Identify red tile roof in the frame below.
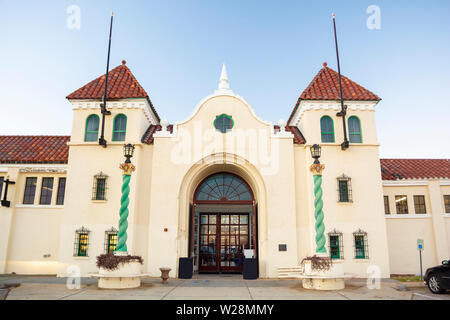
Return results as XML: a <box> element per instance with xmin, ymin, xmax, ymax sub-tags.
<box><xmin>141</xmin><ymin>124</ymin><xmax>174</xmax><ymax>145</ymax></box>
<box><xmin>0</xmin><ymin>136</ymin><xmax>70</xmax><ymax>164</ymax></box>
<box><xmin>380</xmin><ymin>159</ymin><xmax>450</xmax><ymax>180</ymax></box>
<box><xmin>66</xmin><ymin>60</ymin><xmax>160</xmax><ymax>121</ymax></box>
<box><xmin>288</xmin><ymin>62</ymin><xmax>381</xmax><ymax>124</ymax></box>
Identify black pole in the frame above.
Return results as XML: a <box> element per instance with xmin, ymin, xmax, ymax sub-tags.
<box><xmin>99</xmin><ymin>12</ymin><xmax>114</xmax><ymax>148</ymax></box>
<box><xmin>332</xmin><ymin>13</ymin><xmax>349</xmax><ymax>151</ymax></box>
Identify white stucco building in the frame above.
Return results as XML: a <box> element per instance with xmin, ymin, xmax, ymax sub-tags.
<box><xmin>0</xmin><ymin>61</ymin><xmax>449</xmax><ymax>278</ymax></box>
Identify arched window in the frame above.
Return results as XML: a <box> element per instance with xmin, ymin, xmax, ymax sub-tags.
<box><xmin>85</xmin><ymin>114</ymin><xmax>100</xmax><ymax>142</ymax></box>
<box><xmin>348</xmin><ymin>116</ymin><xmax>362</xmax><ymax>143</ymax></box>
<box><xmin>112</xmin><ymin>114</ymin><xmax>127</xmax><ymax>141</ymax></box>
<box><xmin>195</xmin><ymin>173</ymin><xmax>252</xmax><ymax>201</ymax></box>
<box><xmin>320</xmin><ymin>116</ymin><xmax>335</xmax><ymax>143</ymax></box>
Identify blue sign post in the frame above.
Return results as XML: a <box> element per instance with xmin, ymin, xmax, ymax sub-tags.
<box><xmin>417</xmin><ymin>239</ymin><xmax>424</xmax><ymax>280</ymax></box>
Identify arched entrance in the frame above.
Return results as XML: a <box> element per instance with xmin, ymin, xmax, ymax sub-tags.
<box><xmin>190</xmin><ymin>172</ymin><xmax>257</xmax><ymax>273</ymax></box>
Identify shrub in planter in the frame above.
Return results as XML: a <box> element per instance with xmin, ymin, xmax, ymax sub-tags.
<box><xmin>301</xmin><ymin>255</ymin><xmax>332</xmax><ymax>272</ymax></box>
<box><xmin>96</xmin><ymin>254</ymin><xmax>144</xmax><ymax>271</ymax></box>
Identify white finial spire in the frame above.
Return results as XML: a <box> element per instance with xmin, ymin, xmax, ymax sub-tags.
<box><xmin>218</xmin><ymin>63</ymin><xmax>230</xmax><ymax>91</ymax></box>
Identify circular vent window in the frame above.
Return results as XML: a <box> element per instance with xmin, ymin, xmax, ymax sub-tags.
<box><xmin>214</xmin><ymin>114</ymin><xmax>234</xmax><ymax>133</ymax></box>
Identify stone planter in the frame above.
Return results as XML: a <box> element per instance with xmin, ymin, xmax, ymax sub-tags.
<box><xmin>301</xmin><ymin>260</ymin><xmax>346</xmax><ymax>291</ymax></box>
<box><xmin>160</xmin><ymin>267</ymin><xmax>171</xmax><ymax>284</ymax></box>
<box><xmin>95</xmin><ymin>261</ymin><xmax>143</xmax><ymax>289</ymax></box>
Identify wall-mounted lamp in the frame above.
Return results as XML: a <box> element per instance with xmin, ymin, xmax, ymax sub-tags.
<box><xmin>1</xmin><ymin>177</ymin><xmax>15</xmax><ymax>208</ymax></box>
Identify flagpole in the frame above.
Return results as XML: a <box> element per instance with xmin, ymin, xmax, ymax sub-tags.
<box><xmin>99</xmin><ymin>11</ymin><xmax>114</xmax><ymax>148</ymax></box>
<box><xmin>332</xmin><ymin>13</ymin><xmax>349</xmax><ymax>150</ymax></box>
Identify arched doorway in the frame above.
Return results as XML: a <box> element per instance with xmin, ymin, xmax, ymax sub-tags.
<box><xmin>190</xmin><ymin>172</ymin><xmax>257</xmax><ymax>273</ymax></box>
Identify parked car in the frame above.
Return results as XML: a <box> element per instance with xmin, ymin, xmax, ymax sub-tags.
<box><xmin>424</xmin><ymin>260</ymin><xmax>450</xmax><ymax>294</ymax></box>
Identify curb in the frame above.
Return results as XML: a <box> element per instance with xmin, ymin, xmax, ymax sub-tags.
<box><xmin>403</xmin><ymin>282</ymin><xmax>426</xmax><ymax>288</ymax></box>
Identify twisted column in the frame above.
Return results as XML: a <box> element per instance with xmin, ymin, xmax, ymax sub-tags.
<box><xmin>310</xmin><ymin>163</ymin><xmax>327</xmax><ymax>254</ymax></box>
<box><xmin>116</xmin><ymin>163</ymin><xmax>135</xmax><ymax>254</ymax></box>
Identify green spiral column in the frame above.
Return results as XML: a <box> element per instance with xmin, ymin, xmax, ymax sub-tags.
<box><xmin>310</xmin><ymin>164</ymin><xmax>327</xmax><ymax>254</ymax></box>
<box><xmin>116</xmin><ymin>163</ymin><xmax>135</xmax><ymax>254</ymax></box>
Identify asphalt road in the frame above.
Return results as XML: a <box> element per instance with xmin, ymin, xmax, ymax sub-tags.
<box><xmin>411</xmin><ymin>287</ymin><xmax>450</xmax><ymax>300</ymax></box>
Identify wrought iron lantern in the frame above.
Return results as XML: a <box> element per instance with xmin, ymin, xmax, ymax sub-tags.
<box><xmin>310</xmin><ymin>144</ymin><xmax>322</xmax><ymax>164</ymax></box>
<box><xmin>123</xmin><ymin>144</ymin><xmax>135</xmax><ymax>163</ymax></box>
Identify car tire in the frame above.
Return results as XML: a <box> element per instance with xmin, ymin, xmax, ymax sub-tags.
<box><xmin>427</xmin><ymin>274</ymin><xmax>445</xmax><ymax>294</ymax></box>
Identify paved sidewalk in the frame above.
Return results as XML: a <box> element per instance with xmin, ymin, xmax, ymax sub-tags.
<box><xmin>0</xmin><ymin>274</ymin><xmax>437</xmax><ymax>300</ymax></box>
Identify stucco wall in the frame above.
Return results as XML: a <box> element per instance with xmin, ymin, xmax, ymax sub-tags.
<box><xmin>386</xmin><ymin>217</ymin><xmax>437</xmax><ymax>274</ymax></box>
<box><xmin>383</xmin><ymin>183</ymin><xmax>450</xmax><ymax>275</ymax></box>
<box><xmin>0</xmin><ymin>169</ymin><xmax>66</xmax><ymax>274</ymax></box>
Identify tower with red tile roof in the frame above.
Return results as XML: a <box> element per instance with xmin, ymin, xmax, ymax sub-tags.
<box><xmin>287</xmin><ymin>62</ymin><xmax>392</xmax><ymax>277</ymax></box>
<box><xmin>56</xmin><ymin>60</ymin><xmax>161</xmax><ymax>276</ymax></box>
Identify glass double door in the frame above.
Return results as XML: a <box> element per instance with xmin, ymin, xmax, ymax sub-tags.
<box><xmin>199</xmin><ymin>213</ymin><xmax>249</xmax><ymax>273</ymax></box>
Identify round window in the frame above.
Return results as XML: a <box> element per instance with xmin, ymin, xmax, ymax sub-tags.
<box><xmin>214</xmin><ymin>114</ymin><xmax>234</xmax><ymax>133</ymax></box>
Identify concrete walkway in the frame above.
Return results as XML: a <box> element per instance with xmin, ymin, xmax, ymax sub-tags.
<box><xmin>0</xmin><ymin>274</ymin><xmax>437</xmax><ymax>300</ymax></box>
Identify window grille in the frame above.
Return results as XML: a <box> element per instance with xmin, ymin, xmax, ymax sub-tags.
<box><xmin>413</xmin><ymin>195</ymin><xmax>427</xmax><ymax>214</ymax></box>
<box><xmin>56</xmin><ymin>178</ymin><xmax>66</xmax><ymax>205</ymax></box>
<box><xmin>337</xmin><ymin>174</ymin><xmax>352</xmax><ymax>203</ymax></box>
<box><xmin>74</xmin><ymin>226</ymin><xmax>90</xmax><ymax>257</ymax></box>
<box><xmin>104</xmin><ymin>227</ymin><xmax>118</xmax><ymax>254</ymax></box>
<box><xmin>395</xmin><ymin>195</ymin><xmax>408</xmax><ymax>214</ymax></box>
<box><xmin>23</xmin><ymin>177</ymin><xmax>37</xmax><ymax>204</ymax></box>
<box><xmin>328</xmin><ymin>229</ymin><xmax>344</xmax><ymax>260</ymax></box>
<box><xmin>92</xmin><ymin>172</ymin><xmax>108</xmax><ymax>200</ymax></box>
<box><xmin>353</xmin><ymin>229</ymin><xmax>369</xmax><ymax>259</ymax></box>
<box><xmin>213</xmin><ymin>114</ymin><xmax>234</xmax><ymax>133</ymax></box>
<box><xmin>384</xmin><ymin>196</ymin><xmax>390</xmax><ymax>214</ymax></box>
<box><xmin>39</xmin><ymin>177</ymin><xmax>54</xmax><ymax>205</ymax></box>
<box><xmin>195</xmin><ymin>173</ymin><xmax>252</xmax><ymax>201</ymax></box>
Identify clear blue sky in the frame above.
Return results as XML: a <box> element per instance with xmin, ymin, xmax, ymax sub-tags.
<box><xmin>1</xmin><ymin>0</ymin><xmax>449</xmax><ymax>158</ymax></box>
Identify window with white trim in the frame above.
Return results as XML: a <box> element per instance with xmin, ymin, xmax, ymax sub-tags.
<box><xmin>395</xmin><ymin>195</ymin><xmax>408</xmax><ymax>214</ymax></box>
<box><xmin>0</xmin><ymin>176</ymin><xmax>4</xmax><ymax>199</ymax></box>
<box><xmin>384</xmin><ymin>196</ymin><xmax>390</xmax><ymax>214</ymax></box>
<box><xmin>445</xmin><ymin>195</ymin><xmax>450</xmax><ymax>213</ymax></box>
<box><xmin>413</xmin><ymin>195</ymin><xmax>427</xmax><ymax>214</ymax></box>
<box><xmin>23</xmin><ymin>177</ymin><xmax>37</xmax><ymax>204</ymax></box>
